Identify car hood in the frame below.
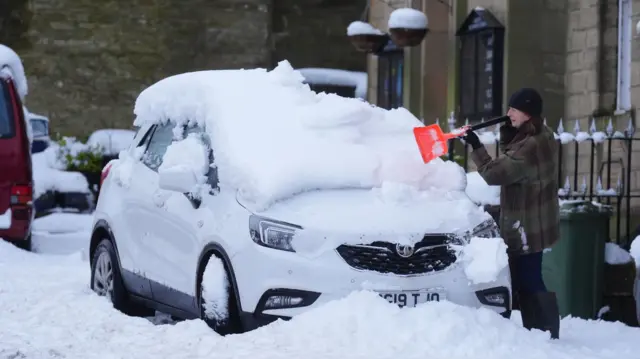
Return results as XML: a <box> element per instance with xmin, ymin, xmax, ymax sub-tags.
<box><xmin>243</xmin><ymin>184</ymin><xmax>491</xmax><ymax>241</ymax></box>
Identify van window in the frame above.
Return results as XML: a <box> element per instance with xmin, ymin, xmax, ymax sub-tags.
<box><xmin>0</xmin><ymin>81</ymin><xmax>15</xmax><ymax>138</ymax></box>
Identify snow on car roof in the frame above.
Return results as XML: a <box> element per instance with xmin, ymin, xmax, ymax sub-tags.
<box><xmin>297</xmin><ymin>67</ymin><xmax>367</xmax><ymax>99</ymax></box>
<box><xmin>0</xmin><ymin>44</ymin><xmax>28</xmax><ymax>100</ymax></box>
<box><xmin>133</xmin><ymin>60</ymin><xmax>471</xmax><ymax>213</ymax></box>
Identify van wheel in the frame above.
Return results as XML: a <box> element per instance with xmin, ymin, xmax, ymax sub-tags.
<box><xmin>199</xmin><ymin>255</ymin><xmax>241</xmax><ymax>335</ymax></box>
<box><xmin>90</xmin><ymin>238</ymin><xmax>153</xmax><ymax>317</ymax></box>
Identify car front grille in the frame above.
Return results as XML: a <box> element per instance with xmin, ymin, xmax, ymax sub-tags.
<box><xmin>335</xmin><ymin>235</ymin><xmax>458</xmax><ymax>275</ymax></box>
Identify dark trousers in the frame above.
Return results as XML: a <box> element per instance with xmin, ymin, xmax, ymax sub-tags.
<box><xmin>510</xmin><ymin>251</ymin><xmax>547</xmax><ymax>294</ymax></box>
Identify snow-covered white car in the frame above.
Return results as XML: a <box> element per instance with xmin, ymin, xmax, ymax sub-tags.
<box><xmin>90</xmin><ymin>61</ymin><xmax>511</xmax><ymax>334</ymax></box>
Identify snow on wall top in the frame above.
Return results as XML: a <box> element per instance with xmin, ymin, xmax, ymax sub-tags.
<box><xmin>133</xmin><ymin>60</ymin><xmax>471</xmax><ymax>212</ymax></box>
<box><xmin>297</xmin><ymin>68</ymin><xmax>368</xmax><ymax>99</ymax></box>
<box><xmin>0</xmin><ymin>44</ymin><xmax>28</xmax><ymax>100</ymax></box>
<box><xmin>388</xmin><ymin>8</ymin><xmax>428</xmax><ymax>30</ymax></box>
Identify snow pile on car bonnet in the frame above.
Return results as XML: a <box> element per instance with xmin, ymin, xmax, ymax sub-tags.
<box><xmin>133</xmin><ymin>60</ymin><xmax>467</xmax><ymax>209</ymax></box>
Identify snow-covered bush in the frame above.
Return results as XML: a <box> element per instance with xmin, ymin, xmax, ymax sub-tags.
<box><xmin>55</xmin><ymin>136</ymin><xmax>105</xmax><ymax>173</ymax></box>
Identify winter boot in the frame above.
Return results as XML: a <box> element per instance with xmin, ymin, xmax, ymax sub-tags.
<box><xmin>517</xmin><ymin>291</ymin><xmax>560</xmax><ymax>339</ymax></box>
<box><xmin>534</xmin><ymin>292</ymin><xmax>560</xmax><ymax>340</ymax></box>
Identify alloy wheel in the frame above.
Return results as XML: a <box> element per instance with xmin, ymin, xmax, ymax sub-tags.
<box><xmin>93</xmin><ymin>251</ymin><xmax>114</xmax><ymax>301</ymax></box>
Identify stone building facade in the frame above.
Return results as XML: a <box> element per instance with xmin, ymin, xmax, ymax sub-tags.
<box><xmin>366</xmin><ymin>0</ymin><xmax>640</xmax><ymax>241</ymax></box>
<box><xmin>2</xmin><ymin>0</ymin><xmax>367</xmax><ymax>138</ymax></box>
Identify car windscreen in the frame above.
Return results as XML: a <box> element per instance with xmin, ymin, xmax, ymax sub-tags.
<box><xmin>0</xmin><ymin>81</ymin><xmax>15</xmax><ymax>139</ymax></box>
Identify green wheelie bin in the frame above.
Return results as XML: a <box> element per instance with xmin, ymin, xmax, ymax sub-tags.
<box><xmin>541</xmin><ymin>200</ymin><xmax>613</xmax><ymax>319</ymax></box>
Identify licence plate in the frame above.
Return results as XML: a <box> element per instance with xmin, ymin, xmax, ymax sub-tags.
<box><xmin>377</xmin><ymin>290</ymin><xmax>445</xmax><ymax>308</ymax></box>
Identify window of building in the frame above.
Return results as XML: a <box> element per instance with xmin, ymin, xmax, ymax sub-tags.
<box><xmin>377</xmin><ymin>49</ymin><xmax>404</xmax><ymax>110</ymax></box>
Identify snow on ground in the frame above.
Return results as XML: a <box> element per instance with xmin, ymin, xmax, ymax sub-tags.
<box><xmin>1</xmin><ymin>238</ymin><xmax>639</xmax><ymax>359</ymax></box>
<box><xmin>1</xmin><ymin>216</ymin><xmax>640</xmax><ymax>358</ymax></box>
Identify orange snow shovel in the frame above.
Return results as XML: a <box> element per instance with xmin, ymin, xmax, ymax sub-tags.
<box><xmin>413</xmin><ymin>115</ymin><xmax>510</xmax><ymax>163</ymax></box>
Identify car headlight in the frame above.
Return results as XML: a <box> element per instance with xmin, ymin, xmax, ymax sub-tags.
<box><xmin>471</xmin><ymin>219</ymin><xmax>501</xmax><ymax>239</ymax></box>
<box><xmin>249</xmin><ymin>215</ymin><xmax>301</xmax><ymax>252</ymax></box>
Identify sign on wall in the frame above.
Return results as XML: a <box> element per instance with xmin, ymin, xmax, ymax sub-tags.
<box><xmin>456</xmin><ymin>8</ymin><xmax>505</xmax><ymax>123</ymax></box>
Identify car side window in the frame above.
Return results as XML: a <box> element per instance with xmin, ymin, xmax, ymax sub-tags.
<box><xmin>184</xmin><ymin>125</ymin><xmax>219</xmax><ymax>192</ymax></box>
<box><xmin>141</xmin><ymin>122</ymin><xmax>175</xmax><ymax>172</ymax></box>
<box><xmin>135</xmin><ymin>125</ymin><xmax>155</xmax><ymax>150</ymax></box>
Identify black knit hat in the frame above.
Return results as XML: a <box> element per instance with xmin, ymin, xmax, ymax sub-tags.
<box><xmin>508</xmin><ymin>88</ymin><xmax>542</xmax><ymax>117</ymax></box>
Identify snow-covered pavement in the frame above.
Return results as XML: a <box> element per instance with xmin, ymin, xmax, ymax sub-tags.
<box><xmin>0</xmin><ymin>213</ymin><xmax>639</xmax><ymax>359</ymax></box>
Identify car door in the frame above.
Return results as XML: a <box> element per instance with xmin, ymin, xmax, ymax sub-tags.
<box><xmin>135</xmin><ymin>123</ymin><xmax>205</xmax><ymax>310</ymax></box>
<box><xmin>120</xmin><ymin>122</ymin><xmax>176</xmax><ymax>295</ymax></box>
<box><xmin>110</xmin><ymin>124</ymin><xmax>156</xmax><ymax>298</ymax></box>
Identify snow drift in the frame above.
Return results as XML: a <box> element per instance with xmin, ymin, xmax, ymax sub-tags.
<box><xmin>0</xmin><ymin>240</ymin><xmax>638</xmax><ymax>359</ymax></box>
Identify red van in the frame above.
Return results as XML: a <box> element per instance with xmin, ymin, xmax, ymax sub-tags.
<box><xmin>0</xmin><ymin>70</ymin><xmax>33</xmax><ymax>251</ymax></box>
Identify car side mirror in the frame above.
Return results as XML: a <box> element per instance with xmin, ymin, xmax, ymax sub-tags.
<box><xmin>158</xmin><ymin>165</ymin><xmax>199</xmax><ymax>193</ymax></box>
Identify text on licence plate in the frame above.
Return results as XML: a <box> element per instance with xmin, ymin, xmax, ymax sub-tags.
<box><xmin>378</xmin><ymin>290</ymin><xmax>445</xmax><ymax>307</ymax></box>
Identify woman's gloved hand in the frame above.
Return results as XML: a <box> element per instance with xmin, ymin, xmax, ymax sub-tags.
<box><xmin>460</xmin><ymin>128</ymin><xmax>482</xmax><ymax>150</ymax></box>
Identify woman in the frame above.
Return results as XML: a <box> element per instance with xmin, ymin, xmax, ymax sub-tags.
<box><xmin>461</xmin><ymin>87</ymin><xmax>561</xmax><ymax>339</ymax></box>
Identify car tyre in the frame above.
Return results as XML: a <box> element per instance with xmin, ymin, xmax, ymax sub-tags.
<box><xmin>199</xmin><ymin>255</ymin><xmax>242</xmax><ymax>335</ymax></box>
<box><xmin>90</xmin><ymin>238</ymin><xmax>153</xmax><ymax>317</ymax></box>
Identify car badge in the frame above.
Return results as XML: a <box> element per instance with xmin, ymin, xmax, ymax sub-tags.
<box><xmin>395</xmin><ymin>244</ymin><xmax>415</xmax><ymax>258</ymax></box>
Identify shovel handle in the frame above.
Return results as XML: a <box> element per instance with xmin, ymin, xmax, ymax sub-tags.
<box><xmin>468</xmin><ymin>115</ymin><xmax>510</xmax><ymax>131</ymax></box>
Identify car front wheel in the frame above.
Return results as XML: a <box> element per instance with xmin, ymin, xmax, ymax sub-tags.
<box><xmin>199</xmin><ymin>255</ymin><xmax>241</xmax><ymax>335</ymax></box>
<box><xmin>90</xmin><ymin>238</ymin><xmax>152</xmax><ymax>317</ymax></box>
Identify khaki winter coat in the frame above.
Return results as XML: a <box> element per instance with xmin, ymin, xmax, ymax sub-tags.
<box><xmin>470</xmin><ymin>117</ymin><xmax>560</xmax><ymax>256</ymax></box>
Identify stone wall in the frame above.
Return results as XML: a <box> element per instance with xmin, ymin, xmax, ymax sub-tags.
<box><xmin>565</xmin><ymin>0</ymin><xmax>618</xmax><ymax>120</ymax></box>
<box><xmin>18</xmin><ymin>0</ymin><xmax>272</xmax><ymax>138</ymax></box>
<box><xmin>0</xmin><ymin>0</ymin><xmax>32</xmax><ymax>51</ymax></box>
<box><xmin>272</xmin><ymin>0</ymin><xmax>367</xmax><ymax>71</ymax></box>
<box><xmin>3</xmin><ymin>0</ymin><xmax>365</xmax><ymax>138</ymax></box>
